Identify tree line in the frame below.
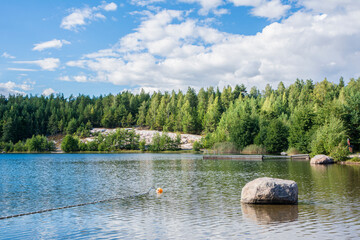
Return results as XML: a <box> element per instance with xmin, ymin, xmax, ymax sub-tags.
<box><xmin>0</xmin><ymin>77</ymin><xmax>359</xmax><ymax>158</ymax></box>
<box><xmin>60</xmin><ymin>129</ymin><xmax>181</xmax><ymax>153</ymax></box>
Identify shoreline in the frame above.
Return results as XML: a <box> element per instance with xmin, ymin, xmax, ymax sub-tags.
<box><xmin>2</xmin><ymin>152</ymin><xmax>359</xmax><ymax>165</ymax></box>
<box><xmin>1</xmin><ymin>150</ymin><xmax>199</xmax><ymax>154</ymax></box>
<box><xmin>338</xmin><ymin>161</ymin><xmax>360</xmax><ymax>165</ymax></box>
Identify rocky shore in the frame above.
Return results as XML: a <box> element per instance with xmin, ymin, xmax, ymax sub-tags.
<box><xmin>87</xmin><ymin>128</ymin><xmax>202</xmax><ymax>150</ymax></box>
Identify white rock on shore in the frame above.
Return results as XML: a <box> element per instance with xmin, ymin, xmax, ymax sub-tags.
<box><xmin>89</xmin><ymin>128</ymin><xmax>202</xmax><ymax>150</ymax></box>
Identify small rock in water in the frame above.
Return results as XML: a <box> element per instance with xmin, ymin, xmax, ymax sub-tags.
<box><xmin>241</xmin><ymin>177</ymin><xmax>298</xmax><ymax>205</ymax></box>
<box><xmin>310</xmin><ymin>155</ymin><xmax>334</xmax><ymax>164</ymax></box>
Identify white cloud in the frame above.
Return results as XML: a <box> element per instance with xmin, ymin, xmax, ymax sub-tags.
<box><xmin>74</xmin><ymin>75</ymin><xmax>88</xmax><ymax>82</ymax></box>
<box><xmin>2</xmin><ymin>52</ymin><xmax>16</xmax><ymax>59</ymax></box>
<box><xmin>59</xmin><ymin>75</ymin><xmax>88</xmax><ymax>82</ymax></box>
<box><xmin>14</xmin><ymin>58</ymin><xmax>60</xmax><ymax>71</ymax></box>
<box><xmin>213</xmin><ymin>8</ymin><xmax>230</xmax><ymax>16</ymax></box>
<box><xmin>0</xmin><ymin>81</ymin><xmax>32</xmax><ymax>96</ymax></box>
<box><xmin>83</xmin><ymin>49</ymin><xmax>120</xmax><ymax>58</ymax></box>
<box><xmin>250</xmin><ymin>0</ymin><xmax>290</xmax><ymax>20</ymax></box>
<box><xmin>60</xmin><ymin>2</ymin><xmax>117</xmax><ymax>31</ymax></box>
<box><xmin>19</xmin><ymin>82</ymin><xmax>33</xmax><ymax>91</ymax></box>
<box><xmin>229</xmin><ymin>0</ymin><xmax>290</xmax><ymax>19</ymax></box>
<box><xmin>66</xmin><ymin>60</ymin><xmax>87</xmax><ymax>68</ymax></box>
<box><xmin>101</xmin><ymin>2</ymin><xmax>118</xmax><ymax>11</ymax></box>
<box><xmin>7</xmin><ymin>68</ymin><xmax>37</xmax><ymax>72</ymax></box>
<box><xmin>130</xmin><ymin>0</ymin><xmax>165</xmax><ymax>6</ymax></box>
<box><xmin>59</xmin><ymin>76</ymin><xmax>71</xmax><ymax>81</ymax></box>
<box><xmin>61</xmin><ymin>8</ymin><xmax>97</xmax><ymax>30</ymax></box>
<box><xmin>179</xmin><ymin>0</ymin><xmax>223</xmax><ymax>15</ymax></box>
<box><xmin>42</xmin><ymin>88</ymin><xmax>57</xmax><ymax>96</ymax></box>
<box><xmin>32</xmin><ymin>39</ymin><xmax>71</xmax><ymax>51</ymax></box>
<box><xmin>177</xmin><ymin>0</ymin><xmax>290</xmax><ymax>19</ymax></box>
<box><xmin>229</xmin><ymin>0</ymin><xmax>262</xmax><ymax>7</ymax></box>
<box><xmin>299</xmin><ymin>0</ymin><xmax>360</xmax><ymax>14</ymax></box>
<box><xmin>64</xmin><ymin>3</ymin><xmax>360</xmax><ymax>91</ymax></box>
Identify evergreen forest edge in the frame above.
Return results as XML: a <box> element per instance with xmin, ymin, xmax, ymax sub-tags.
<box><xmin>1</xmin><ymin>77</ymin><xmax>359</xmax><ymax>160</ymax></box>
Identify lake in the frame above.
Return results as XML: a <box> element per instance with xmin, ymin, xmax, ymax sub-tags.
<box><xmin>1</xmin><ymin>154</ymin><xmax>360</xmax><ymax>239</ymax></box>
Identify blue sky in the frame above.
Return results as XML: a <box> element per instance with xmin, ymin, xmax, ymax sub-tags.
<box><xmin>1</xmin><ymin>0</ymin><xmax>360</xmax><ymax>96</ymax></box>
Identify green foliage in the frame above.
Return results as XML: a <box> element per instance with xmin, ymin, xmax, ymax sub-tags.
<box><xmin>330</xmin><ymin>144</ymin><xmax>349</xmax><ymax>161</ymax></box>
<box><xmin>25</xmin><ymin>135</ymin><xmax>55</xmax><ymax>152</ymax></box>
<box><xmin>263</xmin><ymin>119</ymin><xmax>289</xmax><ymax>153</ymax></box>
<box><xmin>79</xmin><ymin>141</ymin><xmax>88</xmax><ymax>151</ymax></box>
<box><xmin>286</xmin><ymin>147</ymin><xmax>301</xmax><ymax>156</ymax></box>
<box><xmin>66</xmin><ymin>118</ymin><xmax>78</xmax><ymax>134</ymax></box>
<box><xmin>311</xmin><ymin>117</ymin><xmax>347</xmax><ymax>156</ymax></box>
<box><xmin>193</xmin><ymin>141</ymin><xmax>202</xmax><ymax>151</ymax></box>
<box><xmin>86</xmin><ymin>140</ymin><xmax>98</xmax><ymax>151</ymax></box>
<box><xmin>61</xmin><ymin>135</ymin><xmax>80</xmax><ymax>153</ymax></box>
<box><xmin>288</xmin><ymin>105</ymin><xmax>315</xmax><ymax>153</ymax></box>
<box><xmin>139</xmin><ymin>139</ymin><xmax>146</xmax><ymax>151</ymax></box>
<box><xmin>181</xmin><ymin>100</ymin><xmax>197</xmax><ymax>133</ymax></box>
<box><xmin>204</xmin><ymin>96</ymin><xmax>221</xmax><ymax>133</ymax></box>
<box><xmin>0</xmin><ymin>135</ymin><xmax>55</xmax><ymax>153</ymax></box>
<box><xmin>349</xmin><ymin>157</ymin><xmax>360</xmax><ymax>162</ymax></box>
<box><xmin>14</xmin><ymin>141</ymin><xmax>25</xmax><ymax>152</ymax></box>
<box><xmin>75</xmin><ymin>122</ymin><xmax>92</xmax><ymax>138</ymax></box>
<box><xmin>148</xmin><ymin>133</ymin><xmax>181</xmax><ymax>151</ymax></box>
<box><xmin>74</xmin><ymin>129</ymin><xmax>141</xmax><ymax>152</ymax></box>
<box><xmin>254</xmin><ymin>118</ymin><xmax>269</xmax><ymax>146</ymax></box>
<box><xmin>0</xmin><ymin>77</ymin><xmax>359</xmax><ymax>159</ymax></box>
<box><xmin>137</xmin><ymin>101</ymin><xmax>147</xmax><ymax>126</ymax></box>
<box><xmin>241</xmin><ymin>144</ymin><xmax>267</xmax><ymax>154</ymax></box>
<box><xmin>0</xmin><ymin>141</ymin><xmax>14</xmax><ymax>153</ymax></box>
<box><xmin>212</xmin><ymin>100</ymin><xmax>259</xmax><ymax>150</ymax></box>
<box><xmin>211</xmin><ymin>142</ymin><xmax>238</xmax><ymax>154</ymax></box>
<box><xmin>95</xmin><ymin>129</ymin><xmax>140</xmax><ymax>151</ymax></box>
<box><xmin>148</xmin><ymin>133</ymin><xmax>161</xmax><ymax>151</ymax></box>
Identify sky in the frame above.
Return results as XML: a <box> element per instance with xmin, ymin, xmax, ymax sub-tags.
<box><xmin>1</xmin><ymin>0</ymin><xmax>360</xmax><ymax>96</ymax></box>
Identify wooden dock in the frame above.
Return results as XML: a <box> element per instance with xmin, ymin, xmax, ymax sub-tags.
<box><xmin>290</xmin><ymin>154</ymin><xmax>310</xmax><ymax>161</ymax></box>
<box><xmin>203</xmin><ymin>154</ymin><xmax>309</xmax><ymax>161</ymax></box>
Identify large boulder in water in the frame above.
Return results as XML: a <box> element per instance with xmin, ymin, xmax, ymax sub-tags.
<box><xmin>310</xmin><ymin>155</ymin><xmax>334</xmax><ymax>164</ymax></box>
<box><xmin>241</xmin><ymin>177</ymin><xmax>298</xmax><ymax>204</ymax></box>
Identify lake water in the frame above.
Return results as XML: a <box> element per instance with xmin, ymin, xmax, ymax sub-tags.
<box><xmin>1</xmin><ymin>154</ymin><xmax>360</xmax><ymax>239</ymax></box>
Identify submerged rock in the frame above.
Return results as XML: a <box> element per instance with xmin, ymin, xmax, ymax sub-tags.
<box><xmin>241</xmin><ymin>177</ymin><xmax>298</xmax><ymax>204</ymax></box>
<box><xmin>310</xmin><ymin>155</ymin><xmax>334</xmax><ymax>164</ymax></box>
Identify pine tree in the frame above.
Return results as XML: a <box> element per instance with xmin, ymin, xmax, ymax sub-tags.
<box><xmin>181</xmin><ymin>100</ymin><xmax>196</xmax><ymax>133</ymax></box>
<box><xmin>137</xmin><ymin>101</ymin><xmax>147</xmax><ymax>127</ymax></box>
<box><xmin>146</xmin><ymin>92</ymin><xmax>160</xmax><ymax>129</ymax></box>
<box><xmin>197</xmin><ymin>88</ymin><xmax>208</xmax><ymax>131</ymax></box>
<box><xmin>204</xmin><ymin>96</ymin><xmax>221</xmax><ymax>133</ymax></box>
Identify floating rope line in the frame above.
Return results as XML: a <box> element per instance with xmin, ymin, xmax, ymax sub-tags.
<box><xmin>0</xmin><ymin>186</ymin><xmax>156</xmax><ymax>220</ymax></box>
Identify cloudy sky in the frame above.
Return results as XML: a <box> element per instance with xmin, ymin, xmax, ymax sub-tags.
<box><xmin>1</xmin><ymin>0</ymin><xmax>360</xmax><ymax>96</ymax></box>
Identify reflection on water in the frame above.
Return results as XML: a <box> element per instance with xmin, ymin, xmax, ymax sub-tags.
<box><xmin>310</xmin><ymin>164</ymin><xmax>329</xmax><ymax>172</ymax></box>
<box><xmin>0</xmin><ymin>154</ymin><xmax>360</xmax><ymax>239</ymax></box>
<box><xmin>242</xmin><ymin>204</ymin><xmax>298</xmax><ymax>224</ymax></box>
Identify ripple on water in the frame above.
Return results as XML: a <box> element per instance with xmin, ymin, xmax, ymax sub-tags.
<box><xmin>1</xmin><ymin>154</ymin><xmax>360</xmax><ymax>239</ymax></box>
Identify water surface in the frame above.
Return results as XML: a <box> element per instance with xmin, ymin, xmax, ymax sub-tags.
<box><xmin>1</xmin><ymin>154</ymin><xmax>360</xmax><ymax>239</ymax></box>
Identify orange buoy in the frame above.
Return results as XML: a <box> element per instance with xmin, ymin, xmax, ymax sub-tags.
<box><xmin>156</xmin><ymin>188</ymin><xmax>163</xmax><ymax>194</ymax></box>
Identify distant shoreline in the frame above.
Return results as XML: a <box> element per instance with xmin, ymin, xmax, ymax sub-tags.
<box><xmin>1</xmin><ymin>150</ymin><xmax>198</xmax><ymax>154</ymax></box>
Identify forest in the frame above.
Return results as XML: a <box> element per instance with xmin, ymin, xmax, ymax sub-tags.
<box><xmin>0</xmin><ymin>77</ymin><xmax>359</xmax><ymax>158</ymax></box>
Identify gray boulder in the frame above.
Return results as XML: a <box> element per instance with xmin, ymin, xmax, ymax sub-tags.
<box><xmin>241</xmin><ymin>177</ymin><xmax>298</xmax><ymax>204</ymax></box>
<box><xmin>310</xmin><ymin>155</ymin><xmax>334</xmax><ymax>164</ymax></box>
